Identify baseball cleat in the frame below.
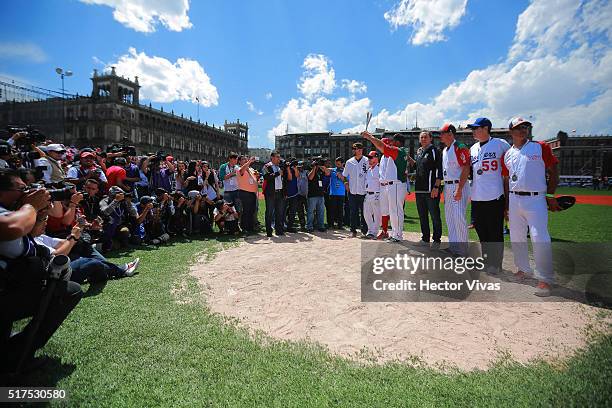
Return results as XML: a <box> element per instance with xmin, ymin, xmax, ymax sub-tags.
<box><xmin>535</xmin><ymin>282</ymin><xmax>551</xmax><ymax>297</ymax></box>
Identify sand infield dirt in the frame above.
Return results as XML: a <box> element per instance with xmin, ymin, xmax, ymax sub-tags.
<box><xmin>191</xmin><ymin>230</ymin><xmax>607</xmax><ymax>370</ymax></box>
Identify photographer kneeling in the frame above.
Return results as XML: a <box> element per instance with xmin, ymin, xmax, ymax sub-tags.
<box><xmin>31</xmin><ymin>215</ymin><xmax>139</xmax><ymax>284</ymax></box>
<box><xmin>0</xmin><ymin>169</ymin><xmax>82</xmax><ymax>374</ymax></box>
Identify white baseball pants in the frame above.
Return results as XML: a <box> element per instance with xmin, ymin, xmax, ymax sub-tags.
<box><xmin>381</xmin><ymin>181</ymin><xmax>406</xmax><ymax>240</ymax></box>
<box><xmin>363</xmin><ymin>192</ymin><xmax>381</xmax><ymax>235</ymax></box>
<box><xmin>508</xmin><ymin>194</ymin><xmax>553</xmax><ymax>284</ymax></box>
<box><xmin>443</xmin><ymin>182</ymin><xmax>470</xmax><ymax>255</ymax></box>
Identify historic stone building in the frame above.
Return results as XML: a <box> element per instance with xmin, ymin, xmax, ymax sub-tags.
<box><xmin>276</xmin><ymin>127</ymin><xmax>511</xmax><ymax>163</ymax></box>
<box><xmin>545</xmin><ymin>132</ymin><xmax>612</xmax><ymax>177</ymax></box>
<box><xmin>0</xmin><ymin>68</ymin><xmax>248</xmax><ymax>167</ymax></box>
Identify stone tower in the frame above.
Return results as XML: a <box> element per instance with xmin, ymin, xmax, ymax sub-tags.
<box><xmin>91</xmin><ymin>66</ymin><xmax>140</xmax><ymax>105</ymax></box>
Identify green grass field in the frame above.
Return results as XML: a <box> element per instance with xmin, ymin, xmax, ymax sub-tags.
<box><xmin>12</xmin><ymin>198</ymin><xmax>612</xmax><ymax>407</ymax></box>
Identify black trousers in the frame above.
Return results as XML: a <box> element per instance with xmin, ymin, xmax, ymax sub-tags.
<box><xmin>348</xmin><ymin>193</ymin><xmax>367</xmax><ymax>233</ymax></box>
<box><xmin>328</xmin><ymin>195</ymin><xmax>345</xmax><ymax>227</ymax></box>
<box><xmin>239</xmin><ymin>190</ymin><xmax>257</xmax><ymax>232</ymax></box>
<box><xmin>0</xmin><ymin>280</ymin><xmax>83</xmax><ymax>372</ymax></box>
<box><xmin>265</xmin><ymin>191</ymin><xmax>286</xmax><ymax>235</ymax></box>
<box><xmin>285</xmin><ymin>195</ymin><xmax>300</xmax><ymax>230</ymax></box>
<box><xmin>295</xmin><ymin>195</ymin><xmax>307</xmax><ymax>228</ymax></box>
<box><xmin>415</xmin><ymin>193</ymin><xmax>442</xmax><ymax>242</ymax></box>
<box><xmin>472</xmin><ymin>196</ymin><xmax>505</xmax><ymax>269</ymax></box>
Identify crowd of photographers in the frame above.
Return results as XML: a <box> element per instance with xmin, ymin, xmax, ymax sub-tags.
<box><xmin>0</xmin><ymin>128</ymin><xmax>257</xmax><ymax>377</ymax></box>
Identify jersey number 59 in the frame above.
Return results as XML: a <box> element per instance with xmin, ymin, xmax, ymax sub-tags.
<box><xmin>481</xmin><ymin>160</ymin><xmax>498</xmax><ymax>172</ymax></box>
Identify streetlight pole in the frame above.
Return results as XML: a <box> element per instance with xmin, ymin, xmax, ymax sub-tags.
<box><xmin>55</xmin><ymin>67</ymin><xmax>73</xmax><ymax>144</ymax></box>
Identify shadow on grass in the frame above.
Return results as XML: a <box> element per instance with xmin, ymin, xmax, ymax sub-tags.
<box><xmin>3</xmin><ymin>357</ymin><xmax>76</xmax><ymax>387</ymax></box>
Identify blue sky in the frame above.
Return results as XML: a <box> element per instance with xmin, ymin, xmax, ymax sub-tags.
<box><xmin>1</xmin><ymin>0</ymin><xmax>610</xmax><ymax>148</ymax></box>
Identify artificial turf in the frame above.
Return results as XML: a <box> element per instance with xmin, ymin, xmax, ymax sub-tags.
<box><xmin>9</xmin><ymin>199</ymin><xmax>612</xmax><ymax>407</ymax></box>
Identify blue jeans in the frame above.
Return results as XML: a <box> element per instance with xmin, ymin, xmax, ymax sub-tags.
<box><xmin>223</xmin><ymin>189</ymin><xmax>241</xmax><ymax>213</ymax></box>
<box><xmin>70</xmin><ymin>256</ymin><xmax>125</xmax><ymax>284</ymax></box>
<box><xmin>307</xmin><ymin>196</ymin><xmax>325</xmax><ymax>230</ymax></box>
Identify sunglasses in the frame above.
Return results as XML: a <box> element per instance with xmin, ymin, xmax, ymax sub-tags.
<box><xmin>516</xmin><ymin>124</ymin><xmax>532</xmax><ymax>130</ymax></box>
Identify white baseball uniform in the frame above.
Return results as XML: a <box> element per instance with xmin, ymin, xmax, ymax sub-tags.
<box><xmin>364</xmin><ymin>164</ymin><xmax>381</xmax><ymax>236</ymax></box>
<box><xmin>442</xmin><ymin>140</ymin><xmax>471</xmax><ymax>255</ymax></box>
<box><xmin>502</xmin><ymin>140</ymin><xmax>558</xmax><ymax>284</ymax></box>
<box><xmin>379</xmin><ymin>144</ymin><xmax>409</xmax><ymax>240</ymax></box>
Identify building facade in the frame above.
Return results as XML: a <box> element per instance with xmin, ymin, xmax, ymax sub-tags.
<box><xmin>276</xmin><ymin>127</ymin><xmax>511</xmax><ymax>162</ymax></box>
<box><xmin>0</xmin><ymin>68</ymin><xmax>248</xmax><ymax>168</ymax></box>
<box><xmin>545</xmin><ymin>132</ymin><xmax>612</xmax><ymax>177</ymax></box>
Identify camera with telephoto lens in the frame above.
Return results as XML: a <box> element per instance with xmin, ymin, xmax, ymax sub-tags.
<box><xmin>312</xmin><ymin>156</ymin><xmax>325</xmax><ymax>166</ymax></box>
<box><xmin>27</xmin><ymin>182</ymin><xmax>75</xmax><ymax>202</ymax></box>
<box><xmin>5</xmin><ymin>125</ymin><xmax>46</xmax><ymax>147</ymax></box>
<box><xmin>47</xmin><ymin>255</ymin><xmax>72</xmax><ymax>281</ymax></box>
<box><xmin>106</xmin><ymin>136</ymin><xmax>137</xmax><ymax>157</ymax></box>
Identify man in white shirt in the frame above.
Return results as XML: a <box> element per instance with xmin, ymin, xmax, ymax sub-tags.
<box><xmin>363</xmin><ymin>151</ymin><xmax>381</xmax><ymax>239</ymax></box>
<box><xmin>342</xmin><ymin>142</ymin><xmax>368</xmax><ymax>238</ymax></box>
<box><xmin>468</xmin><ymin>117</ymin><xmax>510</xmax><ymax>274</ymax></box>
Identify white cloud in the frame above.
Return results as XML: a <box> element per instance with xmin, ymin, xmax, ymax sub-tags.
<box><xmin>271</xmin><ymin>0</ymin><xmax>612</xmax><ymax>142</ymax></box>
<box><xmin>298</xmin><ymin>54</ymin><xmax>336</xmax><ymax>99</ymax></box>
<box><xmin>341</xmin><ymin>79</ymin><xmax>367</xmax><ymax>94</ymax></box>
<box><xmin>265</xmin><ymin>92</ymin><xmax>272</xmax><ymax>100</ymax></box>
<box><xmin>269</xmin><ymin>55</ymin><xmax>371</xmax><ymax>139</ymax></box>
<box><xmin>384</xmin><ymin>0</ymin><xmax>468</xmax><ymax>45</ymax></box>
<box><xmin>108</xmin><ymin>47</ymin><xmax>218</xmax><ymax>107</ymax></box>
<box><xmin>246</xmin><ymin>101</ymin><xmax>263</xmax><ymax>116</ymax></box>
<box><xmin>0</xmin><ymin>42</ymin><xmax>46</xmax><ymax>63</ymax></box>
<box><xmin>80</xmin><ymin>0</ymin><xmax>192</xmax><ymax>33</ymax></box>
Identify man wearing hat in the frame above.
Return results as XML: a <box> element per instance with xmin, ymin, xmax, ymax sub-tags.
<box><xmin>37</xmin><ymin>143</ymin><xmax>67</xmax><ymax>183</ymax></box>
<box><xmin>342</xmin><ymin>142</ymin><xmax>368</xmax><ymax>237</ymax></box>
<box><xmin>362</xmin><ymin>132</ymin><xmax>410</xmax><ymax>242</ymax></box>
<box><xmin>440</xmin><ymin>123</ymin><xmax>471</xmax><ymax>256</ymax></box>
<box><xmin>66</xmin><ymin>150</ymin><xmax>107</xmax><ymax>190</ymax></box>
<box><xmin>363</xmin><ymin>151</ymin><xmax>381</xmax><ymax>238</ymax></box>
<box><xmin>502</xmin><ymin>117</ymin><xmax>561</xmax><ymax>296</ymax></box>
<box><xmin>467</xmin><ymin>117</ymin><xmax>510</xmax><ymax>274</ymax></box>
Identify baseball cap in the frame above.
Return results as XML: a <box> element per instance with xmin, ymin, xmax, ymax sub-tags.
<box><xmin>352</xmin><ymin>142</ymin><xmax>363</xmax><ymax>149</ymax></box>
<box><xmin>108</xmin><ymin>186</ymin><xmax>125</xmax><ymax>197</ymax></box>
<box><xmin>466</xmin><ymin>118</ymin><xmax>492</xmax><ymax>129</ymax></box>
<box><xmin>381</xmin><ymin>137</ymin><xmax>391</xmax><ymax>145</ymax></box>
<box><xmin>80</xmin><ymin>151</ymin><xmax>95</xmax><ymax>159</ymax></box>
<box><xmin>187</xmin><ymin>190</ymin><xmax>200</xmax><ymax>200</ymax></box>
<box><xmin>508</xmin><ymin>117</ymin><xmax>532</xmax><ymax>129</ymax></box>
<box><xmin>114</xmin><ymin>157</ymin><xmax>127</xmax><ymax>166</ymax></box>
<box><xmin>46</xmin><ymin>143</ymin><xmax>66</xmax><ymax>152</ymax></box>
<box><xmin>166</xmin><ymin>155</ymin><xmax>174</xmax><ymax>162</ymax></box>
<box><xmin>440</xmin><ymin>123</ymin><xmax>456</xmax><ymax>133</ymax></box>
<box><xmin>139</xmin><ymin>196</ymin><xmax>154</xmax><ymax>206</ymax></box>
<box><xmin>367</xmin><ymin>150</ymin><xmax>378</xmax><ymax>158</ymax></box>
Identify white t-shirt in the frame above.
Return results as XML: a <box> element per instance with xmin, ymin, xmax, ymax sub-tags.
<box><xmin>222</xmin><ymin>164</ymin><xmax>240</xmax><ymax>192</ymax></box>
<box><xmin>33</xmin><ymin>234</ymin><xmax>61</xmax><ymax>255</ymax></box>
<box><xmin>342</xmin><ymin>156</ymin><xmax>368</xmax><ymax>195</ymax></box>
<box><xmin>470</xmin><ymin>137</ymin><xmax>510</xmax><ymax>201</ymax></box>
<box><xmin>365</xmin><ymin>165</ymin><xmax>381</xmax><ymax>193</ymax></box>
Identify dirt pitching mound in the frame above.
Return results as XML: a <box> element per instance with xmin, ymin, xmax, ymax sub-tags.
<box><xmin>191</xmin><ymin>230</ymin><xmax>603</xmax><ymax>370</ymax></box>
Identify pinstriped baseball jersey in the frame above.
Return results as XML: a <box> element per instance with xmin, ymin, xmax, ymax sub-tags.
<box><xmin>502</xmin><ymin>140</ymin><xmax>558</xmax><ymax>192</ymax></box>
<box><xmin>442</xmin><ymin>141</ymin><xmax>470</xmax><ymax>181</ymax></box>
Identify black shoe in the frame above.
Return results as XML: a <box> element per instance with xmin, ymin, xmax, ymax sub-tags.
<box><xmin>266</xmin><ymin>232</ymin><xmax>273</xmax><ymax>237</ymax></box>
<box><xmin>286</xmin><ymin>228</ymin><xmax>297</xmax><ymax>233</ymax></box>
<box><xmin>318</xmin><ymin>228</ymin><xmax>327</xmax><ymax>232</ymax></box>
<box><xmin>276</xmin><ymin>232</ymin><xmax>285</xmax><ymax>236</ymax></box>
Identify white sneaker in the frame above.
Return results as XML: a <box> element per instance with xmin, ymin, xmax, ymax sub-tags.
<box><xmin>124</xmin><ymin>258</ymin><xmax>140</xmax><ymax>277</ymax></box>
<box><xmin>534</xmin><ymin>282</ymin><xmax>552</xmax><ymax>297</ymax></box>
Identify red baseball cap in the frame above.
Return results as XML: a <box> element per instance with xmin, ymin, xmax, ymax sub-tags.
<box><xmin>367</xmin><ymin>151</ymin><xmax>378</xmax><ymax>158</ymax></box>
<box><xmin>166</xmin><ymin>155</ymin><xmax>174</xmax><ymax>162</ymax></box>
<box><xmin>440</xmin><ymin>123</ymin><xmax>456</xmax><ymax>133</ymax></box>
